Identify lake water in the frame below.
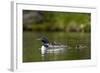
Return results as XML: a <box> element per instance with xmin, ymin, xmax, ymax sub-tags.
<box><xmin>23</xmin><ymin>31</ymin><xmax>91</xmax><ymax>62</ymax></box>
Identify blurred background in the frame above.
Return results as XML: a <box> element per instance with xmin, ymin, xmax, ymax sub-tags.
<box><xmin>23</xmin><ymin>10</ymin><xmax>91</xmax><ymax>32</ymax></box>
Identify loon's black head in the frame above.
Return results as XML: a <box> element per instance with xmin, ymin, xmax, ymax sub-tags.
<box><xmin>37</xmin><ymin>36</ymin><xmax>49</xmax><ymax>44</ymax></box>
<box><xmin>38</xmin><ymin>37</ymin><xmax>49</xmax><ymax>48</ymax></box>
<box><xmin>41</xmin><ymin>37</ymin><xmax>49</xmax><ymax>44</ymax></box>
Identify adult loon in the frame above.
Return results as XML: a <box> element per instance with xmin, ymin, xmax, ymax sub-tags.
<box><xmin>38</xmin><ymin>36</ymin><xmax>67</xmax><ymax>55</ymax></box>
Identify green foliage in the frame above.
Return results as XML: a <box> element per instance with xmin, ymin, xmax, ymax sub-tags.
<box><xmin>23</xmin><ymin>10</ymin><xmax>91</xmax><ymax>32</ymax></box>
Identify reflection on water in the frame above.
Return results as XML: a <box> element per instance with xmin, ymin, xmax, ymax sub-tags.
<box><xmin>23</xmin><ymin>31</ymin><xmax>91</xmax><ymax>62</ymax></box>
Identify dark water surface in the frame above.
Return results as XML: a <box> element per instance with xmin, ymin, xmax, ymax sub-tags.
<box><xmin>23</xmin><ymin>31</ymin><xmax>91</xmax><ymax>62</ymax></box>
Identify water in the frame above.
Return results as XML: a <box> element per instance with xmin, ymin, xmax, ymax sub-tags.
<box><xmin>23</xmin><ymin>31</ymin><xmax>91</xmax><ymax>62</ymax></box>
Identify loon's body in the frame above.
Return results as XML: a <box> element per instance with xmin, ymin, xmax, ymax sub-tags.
<box><xmin>41</xmin><ymin>44</ymin><xmax>66</xmax><ymax>55</ymax></box>
<box><xmin>39</xmin><ymin>37</ymin><xmax>67</xmax><ymax>55</ymax></box>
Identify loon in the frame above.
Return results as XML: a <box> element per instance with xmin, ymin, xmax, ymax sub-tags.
<box><xmin>38</xmin><ymin>36</ymin><xmax>67</xmax><ymax>55</ymax></box>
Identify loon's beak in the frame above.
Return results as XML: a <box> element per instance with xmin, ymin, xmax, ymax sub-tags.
<box><xmin>36</xmin><ymin>38</ymin><xmax>41</xmax><ymax>40</ymax></box>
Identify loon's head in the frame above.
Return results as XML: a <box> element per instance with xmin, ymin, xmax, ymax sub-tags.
<box><xmin>37</xmin><ymin>36</ymin><xmax>49</xmax><ymax>45</ymax></box>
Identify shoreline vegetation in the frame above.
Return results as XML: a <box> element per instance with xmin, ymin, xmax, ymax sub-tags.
<box><xmin>23</xmin><ymin>10</ymin><xmax>91</xmax><ymax>32</ymax></box>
